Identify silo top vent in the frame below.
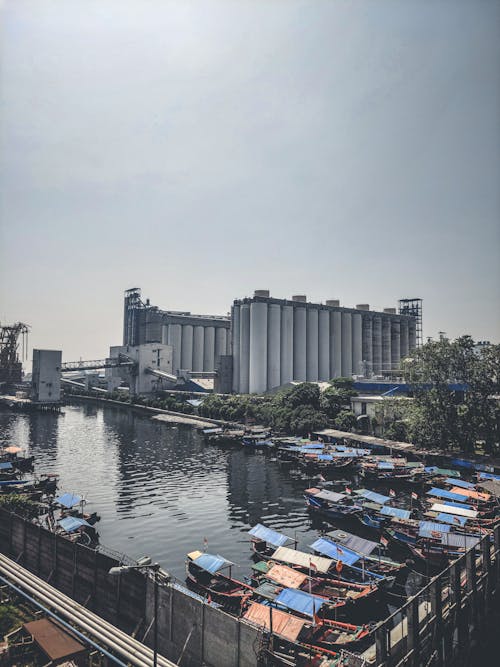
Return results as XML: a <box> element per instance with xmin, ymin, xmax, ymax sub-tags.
<box><xmin>326</xmin><ymin>299</ymin><xmax>340</xmax><ymax>307</ymax></box>
<box><xmin>292</xmin><ymin>295</ymin><xmax>307</xmax><ymax>302</ymax></box>
<box><xmin>356</xmin><ymin>304</ymin><xmax>370</xmax><ymax>311</ymax></box>
<box><xmin>254</xmin><ymin>290</ymin><xmax>270</xmax><ymax>298</ymax></box>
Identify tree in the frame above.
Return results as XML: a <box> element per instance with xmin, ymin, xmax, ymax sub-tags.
<box><xmin>333</xmin><ymin>410</ymin><xmax>357</xmax><ymax>431</ymax></box>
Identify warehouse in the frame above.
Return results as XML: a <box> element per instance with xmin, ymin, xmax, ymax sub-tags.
<box><xmin>231</xmin><ymin>291</ymin><xmax>418</xmax><ymax>394</ymax></box>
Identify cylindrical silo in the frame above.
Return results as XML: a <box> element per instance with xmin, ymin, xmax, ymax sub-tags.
<box><xmin>293</xmin><ymin>306</ymin><xmax>307</xmax><ymax>381</ymax></box>
<box><xmin>232</xmin><ymin>306</ymin><xmax>240</xmax><ymax>392</ymax></box>
<box><xmin>382</xmin><ymin>317</ymin><xmax>391</xmax><ymax>373</ymax></box>
<box><xmin>239</xmin><ymin>304</ymin><xmax>250</xmax><ymax>393</ymax></box>
<box><xmin>372</xmin><ymin>316</ymin><xmax>382</xmax><ymax>374</ymax></box>
<box><xmin>181</xmin><ymin>324</ymin><xmax>193</xmax><ymax>370</ymax></box>
<box><xmin>391</xmin><ymin>319</ymin><xmax>401</xmax><ymax>371</ymax></box>
<box><xmin>362</xmin><ymin>315</ymin><xmax>373</xmax><ymax>375</ymax></box>
<box><xmin>330</xmin><ymin>311</ymin><xmax>342</xmax><ymax>378</ymax></box>
<box><xmin>192</xmin><ymin>325</ymin><xmax>204</xmax><ymax>371</ymax></box>
<box><xmin>267</xmin><ymin>304</ymin><xmax>281</xmax><ymax>390</ymax></box>
<box><xmin>215</xmin><ymin>326</ymin><xmax>227</xmax><ymax>361</ymax></box>
<box><xmin>306</xmin><ymin>308</ymin><xmax>319</xmax><ymax>381</ymax></box>
<box><xmin>249</xmin><ymin>301</ymin><xmax>268</xmax><ymax>393</ymax></box>
<box><xmin>203</xmin><ymin>326</ymin><xmax>215</xmax><ymax>371</ymax></box>
<box><xmin>318</xmin><ymin>309</ymin><xmax>330</xmax><ymax>381</ymax></box>
<box><xmin>280</xmin><ymin>305</ymin><xmax>294</xmax><ymax>385</ymax></box>
<box><xmin>168</xmin><ymin>323</ymin><xmax>182</xmax><ymax>374</ymax></box>
<box><xmin>400</xmin><ymin>318</ymin><xmax>409</xmax><ymax>360</ymax></box>
<box><xmin>341</xmin><ymin>312</ymin><xmax>352</xmax><ymax>377</ymax></box>
<box><xmin>408</xmin><ymin>319</ymin><xmax>417</xmax><ymax>352</ymax></box>
<box><xmin>161</xmin><ymin>324</ymin><xmax>169</xmax><ymax>346</ymax></box>
<box><xmin>352</xmin><ymin>313</ymin><xmax>362</xmax><ymax>376</ymax></box>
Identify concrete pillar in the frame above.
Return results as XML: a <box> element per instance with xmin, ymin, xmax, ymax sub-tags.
<box><xmin>215</xmin><ymin>327</ymin><xmax>227</xmax><ymax>361</ymax></box>
<box><xmin>408</xmin><ymin>318</ymin><xmax>417</xmax><ymax>352</ymax></box>
<box><xmin>203</xmin><ymin>326</ymin><xmax>215</xmax><ymax>371</ymax></box>
<box><xmin>391</xmin><ymin>319</ymin><xmax>401</xmax><ymax>371</ymax></box>
<box><xmin>267</xmin><ymin>304</ymin><xmax>281</xmax><ymax>390</ymax></box>
<box><xmin>341</xmin><ymin>312</ymin><xmax>352</xmax><ymax>377</ymax></box>
<box><xmin>352</xmin><ymin>312</ymin><xmax>362</xmax><ymax>376</ymax></box>
<box><xmin>161</xmin><ymin>325</ymin><xmax>169</xmax><ymax>346</ymax></box>
<box><xmin>306</xmin><ymin>308</ymin><xmax>319</xmax><ymax>381</ymax></box>
<box><xmin>192</xmin><ymin>326</ymin><xmax>204</xmax><ymax>372</ymax></box>
<box><xmin>372</xmin><ymin>316</ymin><xmax>382</xmax><ymax>374</ymax></box>
<box><xmin>293</xmin><ymin>307</ymin><xmax>307</xmax><ymax>381</ymax></box>
<box><xmin>168</xmin><ymin>323</ymin><xmax>182</xmax><ymax>374</ymax></box>
<box><xmin>239</xmin><ymin>304</ymin><xmax>251</xmax><ymax>393</ymax></box>
<box><xmin>382</xmin><ymin>317</ymin><xmax>391</xmax><ymax>373</ymax></box>
<box><xmin>330</xmin><ymin>311</ymin><xmax>342</xmax><ymax>378</ymax></box>
<box><xmin>362</xmin><ymin>315</ymin><xmax>373</xmax><ymax>376</ymax></box>
<box><xmin>231</xmin><ymin>306</ymin><xmax>240</xmax><ymax>392</ymax></box>
<box><xmin>249</xmin><ymin>301</ymin><xmax>268</xmax><ymax>393</ymax></box>
<box><xmin>181</xmin><ymin>324</ymin><xmax>193</xmax><ymax>370</ymax></box>
<box><xmin>280</xmin><ymin>305</ymin><xmax>294</xmax><ymax>386</ymax></box>
<box><xmin>318</xmin><ymin>309</ymin><xmax>330</xmax><ymax>381</ymax></box>
<box><xmin>400</xmin><ymin>318</ymin><xmax>409</xmax><ymax>360</ymax></box>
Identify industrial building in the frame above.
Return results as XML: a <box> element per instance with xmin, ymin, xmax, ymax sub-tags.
<box><xmin>123</xmin><ymin>288</ymin><xmax>230</xmax><ymax>375</ymax></box>
<box><xmin>31</xmin><ymin>349</ymin><xmax>62</xmax><ymax>403</ymax></box>
<box><xmin>231</xmin><ymin>291</ymin><xmax>419</xmax><ymax>394</ymax></box>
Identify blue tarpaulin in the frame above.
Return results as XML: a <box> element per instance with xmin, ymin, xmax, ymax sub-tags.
<box><xmin>442</xmin><ymin>500</ymin><xmax>473</xmax><ymax>510</ymax></box>
<box><xmin>378</xmin><ymin>462</ymin><xmax>395</xmax><ymax>470</ymax></box>
<box><xmin>58</xmin><ymin>516</ymin><xmax>91</xmax><ymax>533</ymax></box>
<box><xmin>300</xmin><ymin>444</ymin><xmax>324</xmax><ymax>449</ymax></box>
<box><xmin>249</xmin><ymin>524</ymin><xmax>292</xmax><ymax>547</ymax></box>
<box><xmin>275</xmin><ymin>588</ymin><xmax>325</xmax><ymax>617</ymax></box>
<box><xmin>478</xmin><ymin>472</ymin><xmax>500</xmax><ymax>481</ymax></box>
<box><xmin>309</xmin><ymin>538</ymin><xmax>360</xmax><ymax>565</ymax></box>
<box><xmin>446</xmin><ymin>478</ymin><xmax>475</xmax><ymax>490</ymax></box>
<box><xmin>192</xmin><ymin>553</ymin><xmax>231</xmax><ymax>574</ymax></box>
<box><xmin>0</xmin><ymin>462</ymin><xmax>13</xmax><ymax>470</ymax></box>
<box><xmin>380</xmin><ymin>506</ymin><xmax>411</xmax><ymax>519</ymax></box>
<box><xmin>436</xmin><ymin>512</ymin><xmax>467</xmax><ymax>526</ymax></box>
<box><xmin>317</xmin><ymin>454</ymin><xmax>333</xmax><ymax>461</ymax></box>
<box><xmin>427</xmin><ymin>488</ymin><xmax>466</xmax><ymax>502</ymax></box>
<box><xmin>55</xmin><ymin>493</ymin><xmax>82</xmax><ymax>508</ymax></box>
<box><xmin>419</xmin><ymin>521</ymin><xmax>451</xmax><ymax>538</ymax></box>
<box><xmin>354</xmin><ymin>489</ymin><xmax>391</xmax><ymax>505</ymax></box>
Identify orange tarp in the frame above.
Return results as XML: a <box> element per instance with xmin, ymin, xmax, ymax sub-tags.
<box><xmin>266</xmin><ymin>564</ymin><xmax>308</xmax><ymax>589</ymax></box>
<box><xmin>450</xmin><ymin>487</ymin><xmax>490</xmax><ymax>502</ymax></box>
<box><xmin>243</xmin><ymin>602</ymin><xmax>307</xmax><ymax>641</ymax></box>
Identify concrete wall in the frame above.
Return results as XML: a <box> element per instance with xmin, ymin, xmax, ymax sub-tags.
<box><xmin>31</xmin><ymin>350</ymin><xmax>62</xmax><ymax>403</ymax></box>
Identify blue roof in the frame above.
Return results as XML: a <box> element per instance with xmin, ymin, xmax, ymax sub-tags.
<box><xmin>317</xmin><ymin>454</ymin><xmax>333</xmax><ymax>461</ymax></box>
<box><xmin>330</xmin><ymin>451</ymin><xmax>357</xmax><ymax>458</ymax></box>
<box><xmin>275</xmin><ymin>588</ymin><xmax>325</xmax><ymax>617</ymax></box>
<box><xmin>309</xmin><ymin>538</ymin><xmax>360</xmax><ymax>565</ymax></box>
<box><xmin>0</xmin><ymin>462</ymin><xmax>13</xmax><ymax>470</ymax></box>
<box><xmin>442</xmin><ymin>500</ymin><xmax>473</xmax><ymax>510</ymax></box>
<box><xmin>378</xmin><ymin>462</ymin><xmax>395</xmax><ymax>470</ymax></box>
<box><xmin>419</xmin><ymin>521</ymin><xmax>451</xmax><ymax>538</ymax></box>
<box><xmin>427</xmin><ymin>488</ymin><xmax>466</xmax><ymax>502</ymax></box>
<box><xmin>355</xmin><ymin>489</ymin><xmax>391</xmax><ymax>505</ymax></box>
<box><xmin>478</xmin><ymin>472</ymin><xmax>500</xmax><ymax>481</ymax></box>
<box><xmin>58</xmin><ymin>516</ymin><xmax>91</xmax><ymax>533</ymax></box>
<box><xmin>380</xmin><ymin>506</ymin><xmax>411</xmax><ymax>519</ymax></box>
<box><xmin>192</xmin><ymin>553</ymin><xmax>231</xmax><ymax>574</ymax></box>
<box><xmin>55</xmin><ymin>493</ymin><xmax>82</xmax><ymax>508</ymax></box>
<box><xmin>301</xmin><ymin>444</ymin><xmax>324</xmax><ymax>449</ymax></box>
<box><xmin>248</xmin><ymin>524</ymin><xmax>292</xmax><ymax>547</ymax></box>
<box><xmin>446</xmin><ymin>478</ymin><xmax>475</xmax><ymax>489</ymax></box>
<box><xmin>436</xmin><ymin>512</ymin><xmax>467</xmax><ymax>526</ymax></box>
<box><xmin>0</xmin><ymin>479</ymin><xmax>26</xmax><ymax>486</ymax></box>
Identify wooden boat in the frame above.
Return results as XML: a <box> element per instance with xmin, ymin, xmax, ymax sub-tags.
<box><xmin>241</xmin><ymin>434</ymin><xmax>274</xmax><ymax>448</ymax></box>
<box><xmin>248</xmin><ymin>523</ymin><xmax>297</xmax><ymax>560</ymax></box>
<box><xmin>359</xmin><ymin>458</ymin><xmax>425</xmax><ymax>482</ymax></box>
<box><xmin>299</xmin><ymin>452</ymin><xmax>355</xmax><ymax>473</ymax></box>
<box><xmin>56</xmin><ymin>515</ymin><xmax>99</xmax><ymax>547</ymax></box>
<box><xmin>304</xmin><ymin>488</ymin><xmax>362</xmax><ymax>521</ymax></box>
<box><xmin>185</xmin><ymin>550</ymin><xmax>253</xmax><ymax>610</ymax></box>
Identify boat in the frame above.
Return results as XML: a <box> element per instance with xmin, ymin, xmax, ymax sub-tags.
<box><xmin>359</xmin><ymin>458</ymin><xmax>425</xmax><ymax>482</ymax></box>
<box><xmin>303</xmin><ymin>488</ymin><xmax>363</xmax><ymax>521</ymax></box>
<box><xmin>299</xmin><ymin>452</ymin><xmax>356</xmax><ymax>473</ymax></box>
<box><xmin>56</xmin><ymin>516</ymin><xmax>99</xmax><ymax>547</ymax></box>
<box><xmin>248</xmin><ymin>523</ymin><xmax>297</xmax><ymax>560</ymax></box>
<box><xmin>185</xmin><ymin>550</ymin><xmax>253</xmax><ymax>610</ymax></box>
<box><xmin>241</xmin><ymin>434</ymin><xmax>274</xmax><ymax>448</ymax></box>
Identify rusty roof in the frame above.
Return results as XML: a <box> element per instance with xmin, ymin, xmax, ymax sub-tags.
<box><xmin>243</xmin><ymin>602</ymin><xmax>308</xmax><ymax>641</ymax></box>
<box><xmin>23</xmin><ymin>619</ymin><xmax>87</xmax><ymax>662</ymax></box>
<box><xmin>265</xmin><ymin>564</ymin><xmax>308</xmax><ymax>589</ymax></box>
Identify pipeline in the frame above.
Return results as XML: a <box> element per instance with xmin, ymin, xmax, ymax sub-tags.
<box><xmin>0</xmin><ymin>553</ymin><xmax>177</xmax><ymax>667</ymax></box>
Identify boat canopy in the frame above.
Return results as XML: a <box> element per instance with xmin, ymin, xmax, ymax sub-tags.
<box><xmin>377</xmin><ymin>462</ymin><xmax>395</xmax><ymax>470</ymax></box>
<box><xmin>266</xmin><ymin>564</ymin><xmax>308</xmax><ymax>589</ymax></box>
<box><xmin>435</xmin><ymin>512</ymin><xmax>467</xmax><ymax>526</ymax></box>
<box><xmin>300</xmin><ymin>444</ymin><xmax>324</xmax><ymax>449</ymax></box>
<box><xmin>478</xmin><ymin>472</ymin><xmax>500</xmax><ymax>481</ymax></box>
<box><xmin>243</xmin><ymin>602</ymin><xmax>307</xmax><ymax>642</ymax></box>
<box><xmin>380</xmin><ymin>506</ymin><xmax>411</xmax><ymax>520</ymax></box>
<box><xmin>446</xmin><ymin>478</ymin><xmax>475</xmax><ymax>490</ymax></box>
<box><xmin>275</xmin><ymin>588</ymin><xmax>326</xmax><ymax>617</ymax></box>
<box><xmin>418</xmin><ymin>521</ymin><xmax>450</xmax><ymax>538</ymax></box>
<box><xmin>441</xmin><ymin>500</ymin><xmax>474</xmax><ymax>510</ymax></box>
<box><xmin>189</xmin><ymin>552</ymin><xmax>233</xmax><ymax>574</ymax></box>
<box><xmin>313</xmin><ymin>490</ymin><xmax>347</xmax><ymax>503</ymax></box>
<box><xmin>327</xmin><ymin>529</ymin><xmax>379</xmax><ymax>556</ymax></box>
<box><xmin>430</xmin><ymin>504</ymin><xmax>478</xmax><ymax>519</ymax></box>
<box><xmin>0</xmin><ymin>479</ymin><xmax>25</xmax><ymax>486</ymax></box>
<box><xmin>316</xmin><ymin>454</ymin><xmax>333</xmax><ymax>461</ymax></box>
<box><xmin>427</xmin><ymin>488</ymin><xmax>466</xmax><ymax>502</ymax></box>
<box><xmin>310</xmin><ymin>538</ymin><xmax>360</xmax><ymax>565</ymax></box>
<box><xmin>425</xmin><ymin>467</ymin><xmax>460</xmax><ymax>477</ymax></box>
<box><xmin>2</xmin><ymin>446</ymin><xmax>22</xmax><ymax>454</ymax></box>
<box><xmin>0</xmin><ymin>462</ymin><xmax>13</xmax><ymax>471</ymax></box>
<box><xmin>450</xmin><ymin>487</ymin><xmax>490</xmax><ymax>502</ymax></box>
<box><xmin>58</xmin><ymin>517</ymin><xmax>91</xmax><ymax>533</ymax></box>
<box><xmin>442</xmin><ymin>533</ymin><xmax>480</xmax><ymax>549</ymax></box>
<box><xmin>354</xmin><ymin>489</ymin><xmax>391</xmax><ymax>505</ymax></box>
<box><xmin>248</xmin><ymin>524</ymin><xmax>293</xmax><ymax>547</ymax></box>
<box><xmin>55</xmin><ymin>493</ymin><xmax>82</xmax><ymax>508</ymax></box>
<box><xmin>271</xmin><ymin>546</ymin><xmax>332</xmax><ymax>574</ymax></box>
<box><xmin>335</xmin><ymin>446</ymin><xmax>370</xmax><ymax>456</ymax></box>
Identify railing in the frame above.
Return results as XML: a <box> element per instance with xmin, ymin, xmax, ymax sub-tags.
<box><xmin>371</xmin><ymin>524</ymin><xmax>500</xmax><ymax>666</ymax></box>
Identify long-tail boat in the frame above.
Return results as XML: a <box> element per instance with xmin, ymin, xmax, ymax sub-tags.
<box><xmin>248</xmin><ymin>523</ymin><xmax>297</xmax><ymax>560</ymax></box>
<box><xmin>186</xmin><ymin>550</ymin><xmax>253</xmax><ymax>610</ymax></box>
<box><xmin>303</xmin><ymin>488</ymin><xmax>363</xmax><ymax>521</ymax></box>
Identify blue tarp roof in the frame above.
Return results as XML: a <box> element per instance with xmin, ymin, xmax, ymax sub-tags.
<box><xmin>335</xmin><ymin>446</ymin><xmax>370</xmax><ymax>456</ymax></box>
<box><xmin>55</xmin><ymin>493</ymin><xmax>82</xmax><ymax>508</ymax></box>
<box><xmin>275</xmin><ymin>588</ymin><xmax>325</xmax><ymax>617</ymax></box>
<box><xmin>419</xmin><ymin>521</ymin><xmax>451</xmax><ymax>538</ymax></box>
<box><xmin>58</xmin><ymin>516</ymin><xmax>91</xmax><ymax>533</ymax></box>
<box><xmin>380</xmin><ymin>506</ymin><xmax>411</xmax><ymax>519</ymax></box>
<box><xmin>436</xmin><ymin>512</ymin><xmax>467</xmax><ymax>526</ymax></box>
<box><xmin>354</xmin><ymin>489</ymin><xmax>391</xmax><ymax>505</ymax></box>
<box><xmin>378</xmin><ymin>462</ymin><xmax>395</xmax><ymax>470</ymax></box>
<box><xmin>301</xmin><ymin>444</ymin><xmax>324</xmax><ymax>449</ymax></box>
<box><xmin>0</xmin><ymin>479</ymin><xmax>25</xmax><ymax>486</ymax></box>
<box><xmin>309</xmin><ymin>538</ymin><xmax>360</xmax><ymax>565</ymax></box>
<box><xmin>0</xmin><ymin>462</ymin><xmax>13</xmax><ymax>470</ymax></box>
<box><xmin>478</xmin><ymin>472</ymin><xmax>500</xmax><ymax>481</ymax></box>
<box><xmin>248</xmin><ymin>524</ymin><xmax>292</xmax><ymax>547</ymax></box>
<box><xmin>427</xmin><ymin>488</ymin><xmax>466</xmax><ymax>502</ymax></box>
<box><xmin>442</xmin><ymin>500</ymin><xmax>473</xmax><ymax>510</ymax></box>
<box><xmin>192</xmin><ymin>553</ymin><xmax>231</xmax><ymax>574</ymax></box>
<box><xmin>330</xmin><ymin>451</ymin><xmax>357</xmax><ymax>458</ymax></box>
<box><xmin>446</xmin><ymin>478</ymin><xmax>475</xmax><ymax>489</ymax></box>
<box><xmin>317</xmin><ymin>454</ymin><xmax>333</xmax><ymax>461</ymax></box>
<box><xmin>328</xmin><ymin>530</ymin><xmax>379</xmax><ymax>556</ymax></box>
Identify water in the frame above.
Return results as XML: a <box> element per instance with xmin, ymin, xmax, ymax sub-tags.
<box><xmin>0</xmin><ymin>404</ymin><xmax>327</xmax><ymax>582</ymax></box>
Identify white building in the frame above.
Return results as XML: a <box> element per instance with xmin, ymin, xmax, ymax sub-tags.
<box><xmin>31</xmin><ymin>349</ymin><xmax>62</xmax><ymax>403</ymax></box>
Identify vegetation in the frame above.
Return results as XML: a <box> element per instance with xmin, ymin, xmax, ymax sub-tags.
<box><xmin>0</xmin><ymin>604</ymin><xmax>24</xmax><ymax>636</ymax></box>
<box><xmin>0</xmin><ymin>494</ymin><xmax>40</xmax><ymax>520</ymax></box>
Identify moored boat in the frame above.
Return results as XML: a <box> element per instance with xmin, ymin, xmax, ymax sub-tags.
<box><xmin>186</xmin><ymin>550</ymin><xmax>253</xmax><ymax>610</ymax></box>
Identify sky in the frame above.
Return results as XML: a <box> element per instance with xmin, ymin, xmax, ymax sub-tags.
<box><xmin>1</xmin><ymin>0</ymin><xmax>499</xmax><ymax>366</ymax></box>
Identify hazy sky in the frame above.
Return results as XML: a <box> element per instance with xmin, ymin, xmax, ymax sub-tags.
<box><xmin>1</xmin><ymin>0</ymin><xmax>499</xmax><ymax>365</ymax></box>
